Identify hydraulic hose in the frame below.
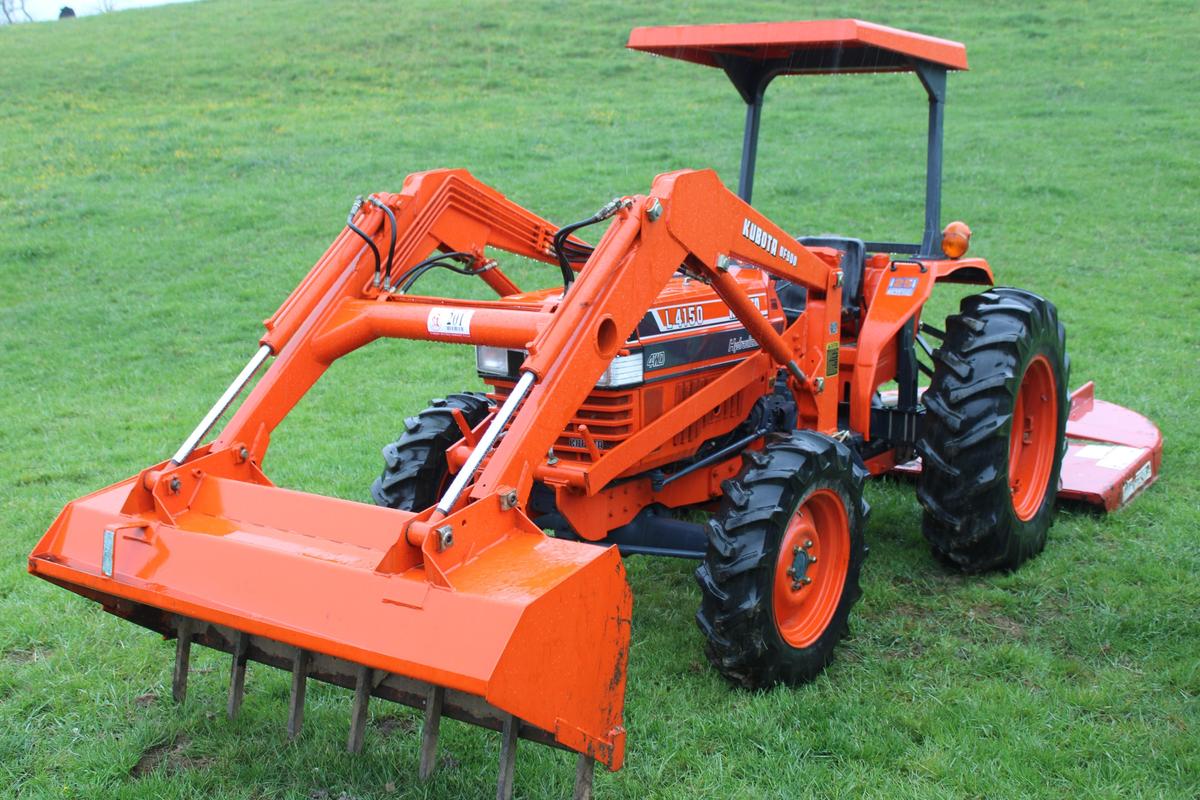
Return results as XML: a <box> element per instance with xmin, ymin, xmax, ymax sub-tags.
<box><xmin>551</xmin><ymin>197</ymin><xmax>632</xmax><ymax>294</ymax></box>
<box><xmin>368</xmin><ymin>197</ymin><xmax>398</xmax><ymax>287</ymax></box>
<box><xmin>346</xmin><ymin>196</ymin><xmax>382</xmax><ymax>285</ymax></box>
<box><xmin>392</xmin><ymin>251</ymin><xmax>476</xmax><ymax>293</ymax></box>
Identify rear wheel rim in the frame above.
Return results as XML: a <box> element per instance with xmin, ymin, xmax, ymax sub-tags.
<box><xmin>772</xmin><ymin>489</ymin><xmax>850</xmax><ymax>649</ymax></box>
<box><xmin>1008</xmin><ymin>354</ymin><xmax>1058</xmax><ymax>521</ymax></box>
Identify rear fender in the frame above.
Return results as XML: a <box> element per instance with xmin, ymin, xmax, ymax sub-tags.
<box><xmin>848</xmin><ymin>256</ymin><xmax>993</xmax><ymax>437</ymax></box>
<box><xmin>928</xmin><ymin>256</ymin><xmax>993</xmax><ymax>286</ymax></box>
<box><xmin>849</xmin><ymin>261</ymin><xmax>935</xmax><ymax>436</ymax></box>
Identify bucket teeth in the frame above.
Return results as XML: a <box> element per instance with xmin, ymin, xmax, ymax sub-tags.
<box><xmin>172</xmin><ymin>618</ymin><xmax>193</xmax><ymax>704</ymax></box>
<box><xmin>346</xmin><ymin>664</ymin><xmax>372</xmax><ymax>754</ymax></box>
<box><xmin>227</xmin><ymin>631</ymin><xmax>249</xmax><ymax>719</ymax></box>
<box><xmin>156</xmin><ymin>616</ymin><xmax>606</xmax><ymax>796</ymax></box>
<box><xmin>496</xmin><ymin>714</ymin><xmax>520</xmax><ymax>800</ymax></box>
<box><xmin>287</xmin><ymin>648</ymin><xmax>310</xmax><ymax>739</ymax></box>
<box><xmin>574</xmin><ymin>754</ymin><xmax>596</xmax><ymax>800</ymax></box>
<box><xmin>418</xmin><ymin>685</ymin><xmax>444</xmax><ymax>781</ymax></box>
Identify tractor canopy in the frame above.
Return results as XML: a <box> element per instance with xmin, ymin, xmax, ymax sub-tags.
<box><xmin>627</xmin><ymin>19</ymin><xmax>969</xmax><ymax>256</ymax></box>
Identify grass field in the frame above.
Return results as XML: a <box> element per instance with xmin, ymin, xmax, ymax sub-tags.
<box><xmin>1</xmin><ymin>1</ymin><xmax>1198</xmax><ymax>797</ymax></box>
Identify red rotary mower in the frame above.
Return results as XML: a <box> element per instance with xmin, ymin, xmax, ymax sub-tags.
<box><xmin>29</xmin><ymin>18</ymin><xmax>1161</xmax><ymax>798</ymax></box>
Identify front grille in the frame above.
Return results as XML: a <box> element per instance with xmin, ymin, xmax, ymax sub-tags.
<box><xmin>489</xmin><ymin>383</ymin><xmax>635</xmax><ymax>463</ymax></box>
<box><xmin>672</xmin><ymin>376</ymin><xmax>742</xmax><ymax>446</ymax></box>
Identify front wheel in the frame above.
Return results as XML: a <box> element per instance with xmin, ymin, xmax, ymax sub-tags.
<box><xmin>696</xmin><ymin>431</ymin><xmax>869</xmax><ymax>689</ymax></box>
<box><xmin>370</xmin><ymin>392</ymin><xmax>491</xmax><ymax>511</ymax></box>
<box><xmin>916</xmin><ymin>287</ymin><xmax>1069</xmax><ymax>572</ymax></box>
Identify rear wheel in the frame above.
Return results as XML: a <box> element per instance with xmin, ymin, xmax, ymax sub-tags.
<box><xmin>916</xmin><ymin>288</ymin><xmax>1069</xmax><ymax>572</ymax></box>
<box><xmin>696</xmin><ymin>431</ymin><xmax>869</xmax><ymax>689</ymax></box>
<box><xmin>371</xmin><ymin>392</ymin><xmax>491</xmax><ymax>511</ymax></box>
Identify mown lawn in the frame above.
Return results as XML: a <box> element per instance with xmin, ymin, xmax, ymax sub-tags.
<box><xmin>1</xmin><ymin>1</ymin><xmax>1197</xmax><ymax>798</ymax></box>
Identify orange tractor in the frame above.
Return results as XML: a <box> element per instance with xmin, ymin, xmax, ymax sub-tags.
<box><xmin>30</xmin><ymin>19</ymin><xmax>1161</xmax><ymax>798</ymax></box>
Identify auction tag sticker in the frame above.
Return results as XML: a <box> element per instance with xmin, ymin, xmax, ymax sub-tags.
<box><xmin>427</xmin><ymin>307</ymin><xmax>473</xmax><ymax>336</ymax></box>
<box><xmin>886</xmin><ymin>277</ymin><xmax>919</xmax><ymax>296</ymax></box>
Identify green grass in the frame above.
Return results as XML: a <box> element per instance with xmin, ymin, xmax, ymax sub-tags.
<box><xmin>1</xmin><ymin>0</ymin><xmax>1198</xmax><ymax>797</ymax></box>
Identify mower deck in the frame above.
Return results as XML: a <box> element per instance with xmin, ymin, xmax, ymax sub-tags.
<box><xmin>891</xmin><ymin>382</ymin><xmax>1162</xmax><ymax>511</ymax></box>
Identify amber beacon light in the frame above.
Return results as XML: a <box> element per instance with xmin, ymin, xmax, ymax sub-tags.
<box><xmin>941</xmin><ymin>220</ymin><xmax>972</xmax><ymax>258</ymax></box>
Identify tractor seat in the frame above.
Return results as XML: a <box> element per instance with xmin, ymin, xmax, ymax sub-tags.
<box><xmin>798</xmin><ymin>236</ymin><xmax>866</xmax><ymax>315</ymax></box>
<box><xmin>770</xmin><ymin>236</ymin><xmax>866</xmax><ymax>325</ymax></box>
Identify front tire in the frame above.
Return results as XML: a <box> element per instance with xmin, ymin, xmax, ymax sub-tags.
<box><xmin>916</xmin><ymin>288</ymin><xmax>1069</xmax><ymax>572</ymax></box>
<box><xmin>370</xmin><ymin>392</ymin><xmax>491</xmax><ymax>511</ymax></box>
<box><xmin>696</xmin><ymin>431</ymin><xmax>869</xmax><ymax>689</ymax></box>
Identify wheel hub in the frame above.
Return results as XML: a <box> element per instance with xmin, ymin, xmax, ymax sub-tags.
<box><xmin>772</xmin><ymin>488</ymin><xmax>851</xmax><ymax>649</ymax></box>
<box><xmin>785</xmin><ymin>540</ymin><xmax>816</xmax><ymax>591</ymax></box>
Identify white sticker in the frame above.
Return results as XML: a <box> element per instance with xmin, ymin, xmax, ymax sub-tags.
<box><xmin>886</xmin><ymin>276</ymin><xmax>919</xmax><ymax>296</ymax></box>
<box><xmin>1075</xmin><ymin>443</ymin><xmax>1146</xmax><ymax>470</ymax></box>
<box><xmin>1096</xmin><ymin>445</ymin><xmax>1145</xmax><ymax>471</ymax></box>
<box><xmin>1121</xmin><ymin>461</ymin><xmax>1153</xmax><ymax>504</ymax></box>
<box><xmin>1074</xmin><ymin>443</ymin><xmax>1114</xmax><ymax>461</ymax></box>
<box><xmin>427</xmin><ymin>307</ymin><xmax>473</xmax><ymax>336</ymax></box>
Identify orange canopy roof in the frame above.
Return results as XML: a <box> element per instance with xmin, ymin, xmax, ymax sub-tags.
<box><xmin>626</xmin><ymin>19</ymin><xmax>968</xmax><ymax>74</ymax></box>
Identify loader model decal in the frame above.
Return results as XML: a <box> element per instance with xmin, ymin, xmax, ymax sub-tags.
<box><xmin>640</xmin><ymin>295</ymin><xmax>767</xmax><ymax>338</ymax></box>
<box><xmin>742</xmin><ymin>218</ymin><xmax>798</xmax><ymax>266</ymax></box>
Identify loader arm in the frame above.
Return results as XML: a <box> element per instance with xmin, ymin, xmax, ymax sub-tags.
<box><xmin>28</xmin><ymin>167</ymin><xmax>839</xmax><ymax>790</ymax></box>
<box><xmin>470</xmin><ymin>168</ymin><xmax>843</xmax><ymax>508</ymax></box>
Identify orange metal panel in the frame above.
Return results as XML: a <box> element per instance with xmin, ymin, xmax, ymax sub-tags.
<box><xmin>850</xmin><ymin>260</ymin><xmax>936</xmax><ymax>436</ymax></box>
<box><xmin>29</xmin><ymin>474</ymin><xmax>631</xmax><ymax>767</ymax></box>
<box><xmin>627</xmin><ymin>19</ymin><xmax>968</xmax><ymax>73</ymax></box>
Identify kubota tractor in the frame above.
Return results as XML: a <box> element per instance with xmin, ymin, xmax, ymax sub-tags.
<box><xmin>30</xmin><ymin>19</ymin><xmax>1162</xmax><ymax>799</ymax></box>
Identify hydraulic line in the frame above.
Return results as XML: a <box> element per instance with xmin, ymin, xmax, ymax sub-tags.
<box><xmin>368</xmin><ymin>197</ymin><xmax>398</xmax><ymax>287</ymax></box>
<box><xmin>346</xmin><ymin>196</ymin><xmax>382</xmax><ymax>285</ymax></box>
<box><xmin>392</xmin><ymin>251</ymin><xmax>476</xmax><ymax>293</ymax></box>
<box><xmin>170</xmin><ymin>345</ymin><xmax>273</xmax><ymax>465</ymax></box>
<box><xmin>435</xmin><ymin>370</ymin><xmax>536</xmax><ymax>515</ymax></box>
<box><xmin>551</xmin><ymin>197</ymin><xmax>631</xmax><ymax>293</ymax></box>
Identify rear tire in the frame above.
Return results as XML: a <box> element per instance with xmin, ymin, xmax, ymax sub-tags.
<box><xmin>371</xmin><ymin>393</ymin><xmax>491</xmax><ymax>511</ymax></box>
<box><xmin>916</xmin><ymin>288</ymin><xmax>1069</xmax><ymax>572</ymax></box>
<box><xmin>696</xmin><ymin>431</ymin><xmax>869</xmax><ymax>689</ymax></box>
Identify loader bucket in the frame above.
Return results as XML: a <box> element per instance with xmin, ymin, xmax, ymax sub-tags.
<box><xmin>29</xmin><ymin>456</ymin><xmax>631</xmax><ymax>794</ymax></box>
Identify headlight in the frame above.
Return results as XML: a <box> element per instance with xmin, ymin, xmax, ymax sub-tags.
<box><xmin>476</xmin><ymin>346</ymin><xmax>516</xmax><ymax>377</ymax></box>
<box><xmin>477</xmin><ymin>347</ymin><xmax>644</xmax><ymax>388</ymax></box>
<box><xmin>595</xmin><ymin>352</ymin><xmax>644</xmax><ymax>388</ymax></box>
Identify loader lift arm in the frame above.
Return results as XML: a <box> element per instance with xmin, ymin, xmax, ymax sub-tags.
<box><xmin>28</xmin><ymin>167</ymin><xmax>842</xmax><ymax>792</ymax></box>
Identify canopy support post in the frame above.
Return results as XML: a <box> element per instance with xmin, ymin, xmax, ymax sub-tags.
<box><xmin>914</xmin><ymin>61</ymin><xmax>947</xmax><ymax>257</ymax></box>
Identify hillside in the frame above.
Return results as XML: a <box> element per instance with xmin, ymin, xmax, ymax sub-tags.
<box><xmin>1</xmin><ymin>1</ymin><xmax>1197</xmax><ymax>798</ymax></box>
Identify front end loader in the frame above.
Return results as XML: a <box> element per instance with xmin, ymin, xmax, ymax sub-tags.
<box><xmin>29</xmin><ymin>19</ymin><xmax>1161</xmax><ymax>798</ymax></box>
